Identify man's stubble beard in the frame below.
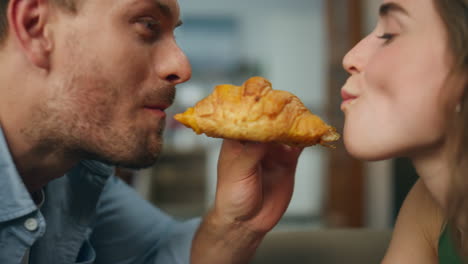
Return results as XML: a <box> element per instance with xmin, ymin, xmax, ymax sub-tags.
<box><xmin>26</xmin><ymin>62</ymin><xmax>165</xmax><ymax>170</ymax></box>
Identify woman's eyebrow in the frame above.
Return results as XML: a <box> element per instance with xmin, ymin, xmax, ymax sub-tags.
<box><xmin>379</xmin><ymin>2</ymin><xmax>410</xmax><ymax>18</ymax></box>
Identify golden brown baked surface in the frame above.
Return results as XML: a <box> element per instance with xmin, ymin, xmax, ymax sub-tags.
<box><xmin>174</xmin><ymin>76</ymin><xmax>340</xmax><ymax>147</ymax></box>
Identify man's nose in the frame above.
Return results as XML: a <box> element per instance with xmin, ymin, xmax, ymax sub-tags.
<box><xmin>157</xmin><ymin>42</ymin><xmax>192</xmax><ymax>84</ymax></box>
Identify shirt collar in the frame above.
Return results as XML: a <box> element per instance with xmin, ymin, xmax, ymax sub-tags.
<box><xmin>0</xmin><ymin>126</ymin><xmax>37</xmax><ymax>222</ymax></box>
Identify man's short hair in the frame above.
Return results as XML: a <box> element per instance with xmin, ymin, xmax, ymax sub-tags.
<box><xmin>0</xmin><ymin>0</ymin><xmax>79</xmax><ymax>44</ymax></box>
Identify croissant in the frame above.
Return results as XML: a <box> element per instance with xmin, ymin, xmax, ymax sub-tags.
<box><xmin>174</xmin><ymin>76</ymin><xmax>340</xmax><ymax>147</ymax></box>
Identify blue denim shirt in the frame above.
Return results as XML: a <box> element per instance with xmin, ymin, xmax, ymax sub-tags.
<box><xmin>0</xmin><ymin>127</ymin><xmax>200</xmax><ymax>264</ymax></box>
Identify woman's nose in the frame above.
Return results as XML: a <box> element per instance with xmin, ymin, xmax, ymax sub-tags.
<box><xmin>342</xmin><ymin>36</ymin><xmax>372</xmax><ymax>75</ymax></box>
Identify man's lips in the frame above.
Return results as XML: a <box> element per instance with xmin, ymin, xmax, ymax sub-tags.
<box><xmin>144</xmin><ymin>105</ymin><xmax>168</xmax><ymax>118</ymax></box>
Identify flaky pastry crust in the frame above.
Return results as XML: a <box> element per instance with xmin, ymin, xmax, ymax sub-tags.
<box><xmin>174</xmin><ymin>76</ymin><xmax>340</xmax><ymax>147</ymax></box>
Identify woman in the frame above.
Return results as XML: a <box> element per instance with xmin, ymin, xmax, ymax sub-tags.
<box><xmin>341</xmin><ymin>0</ymin><xmax>467</xmax><ymax>262</ymax></box>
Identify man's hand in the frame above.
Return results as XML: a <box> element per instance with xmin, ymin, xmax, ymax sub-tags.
<box><xmin>214</xmin><ymin>139</ymin><xmax>303</xmax><ymax>233</ymax></box>
<box><xmin>191</xmin><ymin>139</ymin><xmax>303</xmax><ymax>264</ymax></box>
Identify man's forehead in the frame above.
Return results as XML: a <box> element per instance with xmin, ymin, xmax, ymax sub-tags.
<box><xmin>124</xmin><ymin>0</ymin><xmax>179</xmax><ymax>17</ymax></box>
<box><xmin>127</xmin><ymin>0</ymin><xmax>178</xmax><ymax>10</ymax></box>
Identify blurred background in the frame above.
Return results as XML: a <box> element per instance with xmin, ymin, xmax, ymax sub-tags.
<box><xmin>118</xmin><ymin>0</ymin><xmax>418</xmax><ymax>233</ymax></box>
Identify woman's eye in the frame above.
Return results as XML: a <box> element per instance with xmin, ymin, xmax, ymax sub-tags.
<box><xmin>377</xmin><ymin>33</ymin><xmax>396</xmax><ymax>44</ymax></box>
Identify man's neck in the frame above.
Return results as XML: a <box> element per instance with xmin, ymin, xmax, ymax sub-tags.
<box><xmin>4</xmin><ymin>126</ymin><xmax>79</xmax><ymax>193</ymax></box>
<box><xmin>0</xmin><ymin>109</ymin><xmax>79</xmax><ymax>193</ymax></box>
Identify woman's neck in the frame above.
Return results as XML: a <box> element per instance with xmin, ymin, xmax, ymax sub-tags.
<box><xmin>411</xmin><ymin>142</ymin><xmax>452</xmax><ymax>210</ymax></box>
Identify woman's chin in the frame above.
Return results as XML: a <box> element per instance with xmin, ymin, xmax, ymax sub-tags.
<box><xmin>343</xmin><ymin>136</ymin><xmax>395</xmax><ymax>162</ymax></box>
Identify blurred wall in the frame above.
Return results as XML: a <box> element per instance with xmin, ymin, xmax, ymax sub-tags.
<box><xmin>177</xmin><ymin>0</ymin><xmax>327</xmax><ymax>107</ymax></box>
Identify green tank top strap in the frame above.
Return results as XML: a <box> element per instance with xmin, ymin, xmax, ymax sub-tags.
<box><xmin>439</xmin><ymin>224</ymin><xmax>464</xmax><ymax>264</ymax></box>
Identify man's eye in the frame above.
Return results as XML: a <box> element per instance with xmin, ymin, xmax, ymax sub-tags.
<box><xmin>141</xmin><ymin>19</ymin><xmax>160</xmax><ymax>31</ymax></box>
<box><xmin>135</xmin><ymin>17</ymin><xmax>161</xmax><ymax>39</ymax></box>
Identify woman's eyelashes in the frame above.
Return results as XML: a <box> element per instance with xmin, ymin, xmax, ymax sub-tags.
<box><xmin>377</xmin><ymin>33</ymin><xmax>397</xmax><ymax>44</ymax></box>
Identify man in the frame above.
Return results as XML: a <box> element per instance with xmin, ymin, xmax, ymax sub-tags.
<box><xmin>0</xmin><ymin>0</ymin><xmax>303</xmax><ymax>263</ymax></box>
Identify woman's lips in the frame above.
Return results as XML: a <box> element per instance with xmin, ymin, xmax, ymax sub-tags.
<box><xmin>340</xmin><ymin>90</ymin><xmax>358</xmax><ymax>110</ymax></box>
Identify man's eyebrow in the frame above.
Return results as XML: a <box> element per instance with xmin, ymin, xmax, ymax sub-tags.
<box><xmin>153</xmin><ymin>0</ymin><xmax>182</xmax><ymax>27</ymax></box>
<box><xmin>379</xmin><ymin>2</ymin><xmax>409</xmax><ymax>17</ymax></box>
<box><xmin>156</xmin><ymin>1</ymin><xmax>172</xmax><ymax>18</ymax></box>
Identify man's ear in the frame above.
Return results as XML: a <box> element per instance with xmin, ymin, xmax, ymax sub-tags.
<box><xmin>8</xmin><ymin>0</ymin><xmax>52</xmax><ymax>69</ymax></box>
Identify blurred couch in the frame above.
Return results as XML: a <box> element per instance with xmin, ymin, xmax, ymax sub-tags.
<box><xmin>252</xmin><ymin>228</ymin><xmax>392</xmax><ymax>264</ymax></box>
